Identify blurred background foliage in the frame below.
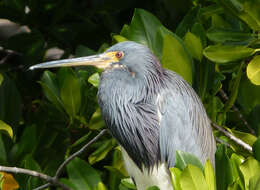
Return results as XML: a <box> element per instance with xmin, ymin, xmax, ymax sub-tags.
<box><xmin>0</xmin><ymin>0</ymin><xmax>260</xmax><ymax>189</ymax></box>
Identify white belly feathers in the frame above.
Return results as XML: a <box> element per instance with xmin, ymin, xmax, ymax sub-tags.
<box><xmin>121</xmin><ymin>148</ymin><xmax>173</xmax><ymax>190</ymax></box>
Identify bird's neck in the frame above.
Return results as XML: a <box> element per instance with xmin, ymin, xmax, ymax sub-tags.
<box><xmin>98</xmin><ymin>73</ymin><xmax>161</xmax><ymax>170</ymax></box>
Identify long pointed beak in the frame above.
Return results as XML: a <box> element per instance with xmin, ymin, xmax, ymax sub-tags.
<box><xmin>29</xmin><ymin>52</ymin><xmax>118</xmax><ymax>70</ymax></box>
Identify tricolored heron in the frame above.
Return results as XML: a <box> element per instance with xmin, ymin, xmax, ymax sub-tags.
<box><xmin>30</xmin><ymin>41</ymin><xmax>216</xmax><ymax>190</ymax></box>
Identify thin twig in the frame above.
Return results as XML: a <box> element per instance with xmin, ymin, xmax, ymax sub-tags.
<box><xmin>0</xmin><ymin>47</ymin><xmax>22</xmax><ymax>65</ymax></box>
<box><xmin>0</xmin><ymin>52</ymin><xmax>12</xmax><ymax>65</ymax></box>
<box><xmin>34</xmin><ymin>129</ymin><xmax>108</xmax><ymax>190</ymax></box>
<box><xmin>219</xmin><ymin>89</ymin><xmax>255</xmax><ymax>135</ymax></box>
<box><xmin>0</xmin><ymin>166</ymin><xmax>72</xmax><ymax>190</ymax></box>
<box><xmin>56</xmin><ymin>129</ymin><xmax>108</xmax><ymax>177</ymax></box>
<box><xmin>0</xmin><ymin>47</ymin><xmax>22</xmax><ymax>56</ymax></box>
<box><xmin>212</xmin><ymin>122</ymin><xmax>252</xmax><ymax>152</ymax></box>
<box><xmin>216</xmin><ymin>137</ymin><xmax>231</xmax><ymax>148</ymax></box>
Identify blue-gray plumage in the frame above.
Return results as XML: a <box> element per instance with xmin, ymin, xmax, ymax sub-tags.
<box><xmin>98</xmin><ymin>42</ymin><xmax>215</xmax><ymax>167</ymax></box>
<box><xmin>29</xmin><ymin>41</ymin><xmax>216</xmax><ymax>190</ymax></box>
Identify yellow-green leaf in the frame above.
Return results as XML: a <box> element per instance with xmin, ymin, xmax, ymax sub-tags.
<box><xmin>113</xmin><ymin>35</ymin><xmax>128</xmax><ymax>43</ymax></box>
<box><xmin>239</xmin><ymin>157</ymin><xmax>260</xmax><ymax>190</ymax></box>
<box><xmin>95</xmin><ymin>182</ymin><xmax>107</xmax><ymax>190</ymax></box>
<box><xmin>121</xmin><ymin>178</ymin><xmax>137</xmax><ymax>189</ymax></box>
<box><xmin>247</xmin><ymin>55</ymin><xmax>260</xmax><ymax>85</ymax></box>
<box><xmin>170</xmin><ymin>167</ymin><xmax>182</xmax><ymax>190</ymax></box>
<box><xmin>184</xmin><ymin>32</ymin><xmax>203</xmax><ymax>61</ymax></box>
<box><xmin>180</xmin><ymin>165</ymin><xmax>208</xmax><ymax>190</ymax></box>
<box><xmin>89</xmin><ymin>109</ymin><xmax>105</xmax><ymax>130</ymax></box>
<box><xmin>0</xmin><ymin>74</ymin><xmax>3</xmax><ymax>86</ymax></box>
<box><xmin>203</xmin><ymin>45</ymin><xmax>255</xmax><ymax>64</ymax></box>
<box><xmin>88</xmin><ymin>73</ymin><xmax>100</xmax><ymax>87</ymax></box>
<box><xmin>204</xmin><ymin>160</ymin><xmax>216</xmax><ymax>190</ymax></box>
<box><xmin>249</xmin><ymin>173</ymin><xmax>260</xmax><ymax>190</ymax></box>
<box><xmin>0</xmin><ymin>120</ymin><xmax>13</xmax><ymax>139</ymax></box>
<box><xmin>162</xmin><ymin>34</ymin><xmax>193</xmax><ymax>85</ymax></box>
<box><xmin>228</xmin><ymin>128</ymin><xmax>257</xmax><ymax>146</ymax></box>
<box><xmin>88</xmin><ymin>139</ymin><xmax>116</xmax><ymax>164</ymax></box>
<box><xmin>0</xmin><ymin>172</ymin><xmax>19</xmax><ymax>190</ymax></box>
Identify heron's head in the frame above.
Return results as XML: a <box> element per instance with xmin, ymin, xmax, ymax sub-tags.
<box><xmin>103</xmin><ymin>41</ymin><xmax>162</xmax><ymax>78</ymax></box>
<box><xmin>30</xmin><ymin>41</ymin><xmax>163</xmax><ymax>97</ymax></box>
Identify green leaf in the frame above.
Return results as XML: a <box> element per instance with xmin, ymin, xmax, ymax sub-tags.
<box><xmin>121</xmin><ymin>178</ymin><xmax>137</xmax><ymax>189</ymax></box>
<box><xmin>60</xmin><ymin>70</ymin><xmax>81</xmax><ymax>117</ymax></box>
<box><xmin>89</xmin><ymin>109</ymin><xmax>105</xmax><ymax>130</ymax></box>
<box><xmin>88</xmin><ymin>73</ymin><xmax>100</xmax><ymax>87</ymax></box>
<box><xmin>199</xmin><ymin>5</ymin><xmax>223</xmax><ymax>20</ymax></box>
<box><xmin>253</xmin><ymin>137</ymin><xmax>260</xmax><ymax>162</ymax></box>
<box><xmin>170</xmin><ymin>167</ymin><xmax>182</xmax><ymax>190</ymax></box>
<box><xmin>180</xmin><ymin>165</ymin><xmax>208</xmax><ymax>190</ymax></box>
<box><xmin>13</xmin><ymin>125</ymin><xmax>37</xmax><ymax>161</ymax></box>
<box><xmin>60</xmin><ymin>178</ymin><xmax>78</xmax><ymax>189</ymax></box>
<box><xmin>176</xmin><ymin>7</ymin><xmax>200</xmax><ymax>38</ymax></box>
<box><xmin>66</xmin><ymin>132</ymin><xmax>92</xmax><ymax>158</ymax></box>
<box><xmin>146</xmin><ymin>186</ymin><xmax>160</xmax><ymax>190</ymax></box>
<box><xmin>204</xmin><ymin>160</ymin><xmax>216</xmax><ymax>190</ymax></box>
<box><xmin>113</xmin><ymin>35</ymin><xmax>128</xmax><ymax>43</ymax></box>
<box><xmin>206</xmin><ymin>28</ymin><xmax>255</xmax><ymax>43</ymax></box>
<box><xmin>0</xmin><ymin>74</ymin><xmax>21</xmax><ymax>128</ymax></box>
<box><xmin>229</xmin><ymin>129</ymin><xmax>257</xmax><ymax>146</ymax></box>
<box><xmin>203</xmin><ymin>45</ymin><xmax>256</xmax><ymax>64</ymax></box>
<box><xmin>244</xmin><ymin>0</ymin><xmax>260</xmax><ymax>30</ymax></box>
<box><xmin>216</xmin><ymin>144</ymin><xmax>234</xmax><ymax>190</ymax></box>
<box><xmin>70</xmin><ymin>132</ymin><xmax>92</xmax><ymax>148</ymax></box>
<box><xmin>224</xmin><ymin>63</ymin><xmax>243</xmax><ymax>112</ymax></box>
<box><xmin>22</xmin><ymin>154</ymin><xmax>42</xmax><ymax>188</ymax></box>
<box><xmin>88</xmin><ymin>139</ymin><xmax>116</xmax><ymax>164</ymax></box>
<box><xmin>205</xmin><ymin>96</ymin><xmax>224</xmax><ymax>123</ymax></box>
<box><xmin>23</xmin><ymin>155</ymin><xmax>41</xmax><ymax>171</ymax></box>
<box><xmin>219</xmin><ymin>0</ymin><xmax>260</xmax><ymax>31</ymax></box>
<box><xmin>161</xmin><ymin>34</ymin><xmax>193</xmax><ymax>85</ymax></box>
<box><xmin>210</xmin><ymin>14</ymin><xmax>231</xmax><ymax>29</ymax></box>
<box><xmin>0</xmin><ymin>135</ymin><xmax>7</xmax><ymax>163</ymax></box>
<box><xmin>175</xmin><ymin>151</ymin><xmax>204</xmax><ymax>171</ymax></box>
<box><xmin>67</xmin><ymin>157</ymin><xmax>102</xmax><ymax>190</ymax></box>
<box><xmin>184</xmin><ymin>32</ymin><xmax>203</xmax><ymax>61</ymax></box>
<box><xmin>95</xmin><ymin>182</ymin><xmax>108</xmax><ymax>190</ymax></box>
<box><xmin>249</xmin><ymin>173</ymin><xmax>260</xmax><ymax>190</ymax></box>
<box><xmin>239</xmin><ymin>157</ymin><xmax>260</xmax><ymax>190</ymax></box>
<box><xmin>120</xmin><ymin>8</ymin><xmax>163</xmax><ymax>58</ymax></box>
<box><xmin>191</xmin><ymin>22</ymin><xmax>207</xmax><ymax>48</ymax></box>
<box><xmin>0</xmin><ymin>74</ymin><xmax>3</xmax><ymax>86</ymax></box>
<box><xmin>230</xmin><ymin>153</ymin><xmax>245</xmax><ymax>190</ymax></box>
<box><xmin>40</xmin><ymin>71</ymin><xmax>64</xmax><ymax>112</ymax></box>
<box><xmin>247</xmin><ymin>55</ymin><xmax>260</xmax><ymax>85</ymax></box>
<box><xmin>75</xmin><ymin>45</ymin><xmax>96</xmax><ymax>57</ymax></box>
<box><xmin>238</xmin><ymin>75</ymin><xmax>260</xmax><ymax>112</ymax></box>
<box><xmin>227</xmin><ymin>180</ymin><xmax>241</xmax><ymax>190</ymax></box>
<box><xmin>0</xmin><ymin>120</ymin><xmax>13</xmax><ymax>139</ymax></box>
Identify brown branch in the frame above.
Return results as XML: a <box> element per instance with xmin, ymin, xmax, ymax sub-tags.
<box><xmin>34</xmin><ymin>129</ymin><xmax>108</xmax><ymax>190</ymax></box>
<box><xmin>0</xmin><ymin>166</ymin><xmax>72</xmax><ymax>190</ymax></box>
<box><xmin>212</xmin><ymin>122</ymin><xmax>252</xmax><ymax>152</ymax></box>
<box><xmin>219</xmin><ymin>89</ymin><xmax>255</xmax><ymax>135</ymax></box>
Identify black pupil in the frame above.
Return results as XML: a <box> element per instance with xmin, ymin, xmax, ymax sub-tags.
<box><xmin>116</xmin><ymin>52</ymin><xmax>121</xmax><ymax>58</ymax></box>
